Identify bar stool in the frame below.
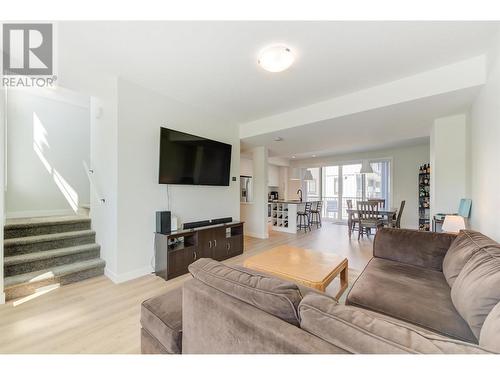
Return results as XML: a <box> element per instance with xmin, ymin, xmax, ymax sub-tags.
<box><xmin>310</xmin><ymin>201</ymin><xmax>323</xmax><ymax>228</ymax></box>
<box><xmin>297</xmin><ymin>202</ymin><xmax>312</xmax><ymax>232</ymax></box>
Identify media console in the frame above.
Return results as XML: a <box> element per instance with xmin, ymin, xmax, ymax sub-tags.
<box><xmin>154</xmin><ymin>221</ymin><xmax>244</xmax><ymax>280</ymax></box>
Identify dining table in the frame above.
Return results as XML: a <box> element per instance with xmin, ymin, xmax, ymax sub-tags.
<box><xmin>346</xmin><ymin>208</ymin><xmax>398</xmax><ymax>239</ymax></box>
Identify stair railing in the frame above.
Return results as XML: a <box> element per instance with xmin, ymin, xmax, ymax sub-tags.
<box><xmin>83</xmin><ymin>161</ymin><xmax>106</xmax><ymax>204</ymax></box>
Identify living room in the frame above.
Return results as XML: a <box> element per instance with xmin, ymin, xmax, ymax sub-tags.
<box><xmin>1</xmin><ymin>1</ymin><xmax>500</xmax><ymax>372</ymax></box>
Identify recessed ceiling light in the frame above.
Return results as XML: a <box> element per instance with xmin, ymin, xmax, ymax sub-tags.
<box><xmin>258</xmin><ymin>45</ymin><xmax>295</xmax><ymax>73</ymax></box>
<box><xmin>312</xmin><ymin>155</ymin><xmax>317</xmax><ymax>158</ymax></box>
<box><xmin>292</xmin><ymin>156</ymin><xmax>296</xmax><ymax>159</ymax></box>
<box><xmin>273</xmin><ymin>136</ymin><xmax>283</xmax><ymax>142</ymax></box>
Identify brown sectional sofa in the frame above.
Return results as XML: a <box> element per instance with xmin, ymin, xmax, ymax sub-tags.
<box><xmin>140</xmin><ymin>228</ymin><xmax>500</xmax><ymax>354</ymax></box>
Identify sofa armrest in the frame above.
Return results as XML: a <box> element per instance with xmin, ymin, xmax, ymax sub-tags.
<box><xmin>373</xmin><ymin>228</ymin><xmax>456</xmax><ymax>271</ymax></box>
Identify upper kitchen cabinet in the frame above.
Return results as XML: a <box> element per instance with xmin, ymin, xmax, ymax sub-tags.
<box><xmin>268</xmin><ymin>164</ymin><xmax>280</xmax><ymax>187</ymax></box>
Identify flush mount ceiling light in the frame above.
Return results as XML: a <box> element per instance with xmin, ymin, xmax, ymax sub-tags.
<box><xmin>273</xmin><ymin>136</ymin><xmax>283</xmax><ymax>142</ymax></box>
<box><xmin>258</xmin><ymin>45</ymin><xmax>295</xmax><ymax>73</ymax></box>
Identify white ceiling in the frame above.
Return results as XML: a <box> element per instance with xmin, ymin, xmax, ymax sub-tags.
<box><xmin>241</xmin><ymin>87</ymin><xmax>480</xmax><ymax>158</ymax></box>
<box><xmin>58</xmin><ymin>21</ymin><xmax>499</xmax><ymax>124</ymax></box>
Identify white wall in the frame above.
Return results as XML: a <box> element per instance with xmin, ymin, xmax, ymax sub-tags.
<box><xmin>290</xmin><ymin>142</ymin><xmax>430</xmax><ymax>229</ymax></box>
<box><xmin>240</xmin><ymin>146</ymin><xmax>268</xmax><ymax>238</ymax></box>
<box><xmin>430</xmin><ymin>114</ymin><xmax>468</xmax><ymax>221</ymax></box>
<box><xmin>470</xmin><ymin>31</ymin><xmax>500</xmax><ymax>241</ymax></box>
<box><xmin>116</xmin><ymin>78</ymin><xmax>240</xmax><ymax>278</ymax></box>
<box><xmin>5</xmin><ymin>89</ymin><xmax>90</xmax><ymax>218</ymax></box>
<box><xmin>58</xmin><ymin>70</ymin><xmax>120</xmax><ymax>279</ymax></box>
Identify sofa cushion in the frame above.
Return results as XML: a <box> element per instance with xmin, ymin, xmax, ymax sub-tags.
<box><xmin>346</xmin><ymin>257</ymin><xmax>476</xmax><ymax>343</ymax></box>
<box><xmin>451</xmin><ymin>246</ymin><xmax>500</xmax><ymax>339</ymax></box>
<box><xmin>188</xmin><ymin>258</ymin><xmax>303</xmax><ymax>326</ymax></box>
<box><xmin>140</xmin><ymin>287</ymin><xmax>183</xmax><ymax>354</ymax></box>
<box><xmin>299</xmin><ymin>294</ymin><xmax>491</xmax><ymax>354</ymax></box>
<box><xmin>479</xmin><ymin>301</ymin><xmax>500</xmax><ymax>353</ymax></box>
<box><xmin>374</xmin><ymin>228</ymin><xmax>456</xmax><ymax>271</ymax></box>
<box><xmin>443</xmin><ymin>230</ymin><xmax>500</xmax><ymax>287</ymax></box>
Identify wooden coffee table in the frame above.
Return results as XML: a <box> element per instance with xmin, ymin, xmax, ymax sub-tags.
<box><xmin>244</xmin><ymin>245</ymin><xmax>348</xmax><ymax>299</ymax></box>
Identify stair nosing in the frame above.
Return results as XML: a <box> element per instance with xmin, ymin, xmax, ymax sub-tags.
<box><xmin>4</xmin><ymin>258</ymin><xmax>106</xmax><ymax>288</ymax></box>
<box><xmin>4</xmin><ymin>229</ymin><xmax>96</xmax><ymax>247</ymax></box>
<box><xmin>4</xmin><ymin>243</ymin><xmax>101</xmax><ymax>266</ymax></box>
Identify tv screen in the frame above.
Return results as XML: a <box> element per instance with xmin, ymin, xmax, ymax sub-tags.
<box><xmin>159</xmin><ymin>127</ymin><xmax>232</xmax><ymax>186</ymax></box>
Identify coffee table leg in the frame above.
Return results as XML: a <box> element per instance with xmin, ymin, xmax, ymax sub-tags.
<box><xmin>335</xmin><ymin>265</ymin><xmax>349</xmax><ymax>300</ymax></box>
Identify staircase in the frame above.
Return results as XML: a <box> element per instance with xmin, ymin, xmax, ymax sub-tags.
<box><xmin>3</xmin><ymin>215</ymin><xmax>105</xmax><ymax>301</ymax></box>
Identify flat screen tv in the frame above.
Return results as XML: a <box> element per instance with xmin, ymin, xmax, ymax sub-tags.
<box><xmin>159</xmin><ymin>127</ymin><xmax>232</xmax><ymax>186</ymax></box>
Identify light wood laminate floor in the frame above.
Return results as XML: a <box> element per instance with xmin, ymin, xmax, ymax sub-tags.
<box><xmin>0</xmin><ymin>223</ymin><xmax>374</xmax><ymax>354</ymax></box>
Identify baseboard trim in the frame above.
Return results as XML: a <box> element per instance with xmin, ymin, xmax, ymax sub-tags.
<box><xmin>6</xmin><ymin>209</ymin><xmax>76</xmax><ymax>219</ymax></box>
<box><xmin>105</xmin><ymin>266</ymin><xmax>153</xmax><ymax>284</ymax></box>
<box><xmin>245</xmin><ymin>231</ymin><xmax>269</xmax><ymax>239</ymax></box>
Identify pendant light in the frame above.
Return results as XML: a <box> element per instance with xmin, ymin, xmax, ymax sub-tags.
<box><xmin>303</xmin><ymin>170</ymin><xmax>314</xmax><ymax>181</ymax></box>
<box><xmin>360</xmin><ymin>160</ymin><xmax>373</xmax><ymax>174</ymax></box>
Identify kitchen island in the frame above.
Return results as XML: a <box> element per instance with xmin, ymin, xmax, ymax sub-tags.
<box><xmin>269</xmin><ymin>200</ymin><xmax>321</xmax><ymax>233</ymax></box>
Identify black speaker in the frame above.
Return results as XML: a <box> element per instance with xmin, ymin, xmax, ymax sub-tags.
<box><xmin>211</xmin><ymin>217</ymin><xmax>232</xmax><ymax>225</ymax></box>
<box><xmin>156</xmin><ymin>211</ymin><xmax>171</xmax><ymax>234</ymax></box>
<box><xmin>183</xmin><ymin>220</ymin><xmax>211</xmax><ymax>230</ymax></box>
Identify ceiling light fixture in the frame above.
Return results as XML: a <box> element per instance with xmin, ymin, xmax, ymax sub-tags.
<box><xmin>258</xmin><ymin>45</ymin><xmax>295</xmax><ymax>73</ymax></box>
<box><xmin>273</xmin><ymin>136</ymin><xmax>283</xmax><ymax>142</ymax></box>
<box><xmin>312</xmin><ymin>155</ymin><xmax>316</xmax><ymax>158</ymax></box>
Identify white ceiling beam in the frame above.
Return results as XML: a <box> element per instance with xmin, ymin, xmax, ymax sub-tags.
<box><xmin>239</xmin><ymin>55</ymin><xmax>486</xmax><ymax>139</ymax></box>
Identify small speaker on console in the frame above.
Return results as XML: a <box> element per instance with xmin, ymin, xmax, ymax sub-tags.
<box><xmin>211</xmin><ymin>217</ymin><xmax>233</xmax><ymax>225</ymax></box>
<box><xmin>156</xmin><ymin>211</ymin><xmax>171</xmax><ymax>234</ymax></box>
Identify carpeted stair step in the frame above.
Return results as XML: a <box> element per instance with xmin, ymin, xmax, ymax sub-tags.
<box><xmin>4</xmin><ymin>215</ymin><xmax>91</xmax><ymax>239</ymax></box>
<box><xmin>4</xmin><ymin>258</ymin><xmax>106</xmax><ymax>301</ymax></box>
<box><xmin>4</xmin><ymin>244</ymin><xmax>101</xmax><ymax>277</ymax></box>
<box><xmin>4</xmin><ymin>230</ymin><xmax>96</xmax><ymax>256</ymax></box>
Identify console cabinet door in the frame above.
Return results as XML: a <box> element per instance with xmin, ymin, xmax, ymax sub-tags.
<box><xmin>227</xmin><ymin>234</ymin><xmax>244</xmax><ymax>257</ymax></box>
<box><xmin>211</xmin><ymin>227</ymin><xmax>228</xmax><ymax>261</ymax></box>
<box><xmin>167</xmin><ymin>248</ymin><xmax>190</xmax><ymax>279</ymax></box>
<box><xmin>197</xmin><ymin>229</ymin><xmax>214</xmax><ymax>259</ymax></box>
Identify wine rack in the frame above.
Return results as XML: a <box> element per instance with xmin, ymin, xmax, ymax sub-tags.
<box><xmin>418</xmin><ymin>163</ymin><xmax>430</xmax><ymax>231</ymax></box>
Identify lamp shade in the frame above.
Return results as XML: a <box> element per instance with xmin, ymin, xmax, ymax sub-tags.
<box><xmin>442</xmin><ymin>215</ymin><xmax>466</xmax><ymax>233</ymax></box>
<box><xmin>303</xmin><ymin>170</ymin><xmax>314</xmax><ymax>181</ymax></box>
<box><xmin>360</xmin><ymin>160</ymin><xmax>373</xmax><ymax>174</ymax></box>
<box><xmin>289</xmin><ymin>168</ymin><xmax>300</xmax><ymax>180</ymax></box>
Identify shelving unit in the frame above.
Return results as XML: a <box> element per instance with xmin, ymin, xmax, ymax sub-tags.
<box><xmin>418</xmin><ymin>164</ymin><xmax>431</xmax><ymax>231</ymax></box>
<box><xmin>270</xmin><ymin>202</ymin><xmax>297</xmax><ymax>233</ymax></box>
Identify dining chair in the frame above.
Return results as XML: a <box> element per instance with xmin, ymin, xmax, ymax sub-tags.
<box><xmin>310</xmin><ymin>201</ymin><xmax>323</xmax><ymax>228</ymax></box>
<box><xmin>391</xmin><ymin>200</ymin><xmax>405</xmax><ymax>228</ymax></box>
<box><xmin>346</xmin><ymin>199</ymin><xmax>358</xmax><ymax>233</ymax></box>
<box><xmin>368</xmin><ymin>198</ymin><xmax>385</xmax><ymax>210</ymax></box>
<box><xmin>297</xmin><ymin>202</ymin><xmax>313</xmax><ymax>232</ymax></box>
<box><xmin>357</xmin><ymin>201</ymin><xmax>382</xmax><ymax>239</ymax></box>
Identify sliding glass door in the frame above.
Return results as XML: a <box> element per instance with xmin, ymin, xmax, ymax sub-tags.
<box><xmin>306</xmin><ymin>160</ymin><xmax>391</xmax><ymax>222</ymax></box>
<box><xmin>323</xmin><ymin>166</ymin><xmax>339</xmax><ymax>220</ymax></box>
<box><xmin>339</xmin><ymin>164</ymin><xmax>363</xmax><ymax>221</ymax></box>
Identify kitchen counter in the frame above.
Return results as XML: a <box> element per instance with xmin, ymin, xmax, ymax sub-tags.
<box><xmin>269</xmin><ymin>200</ymin><xmax>321</xmax><ymax>204</ymax></box>
<box><xmin>269</xmin><ymin>200</ymin><xmax>320</xmax><ymax>234</ymax></box>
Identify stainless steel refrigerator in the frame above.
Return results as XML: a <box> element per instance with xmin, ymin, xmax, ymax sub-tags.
<box><xmin>240</xmin><ymin>175</ymin><xmax>253</xmax><ymax>203</ymax></box>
